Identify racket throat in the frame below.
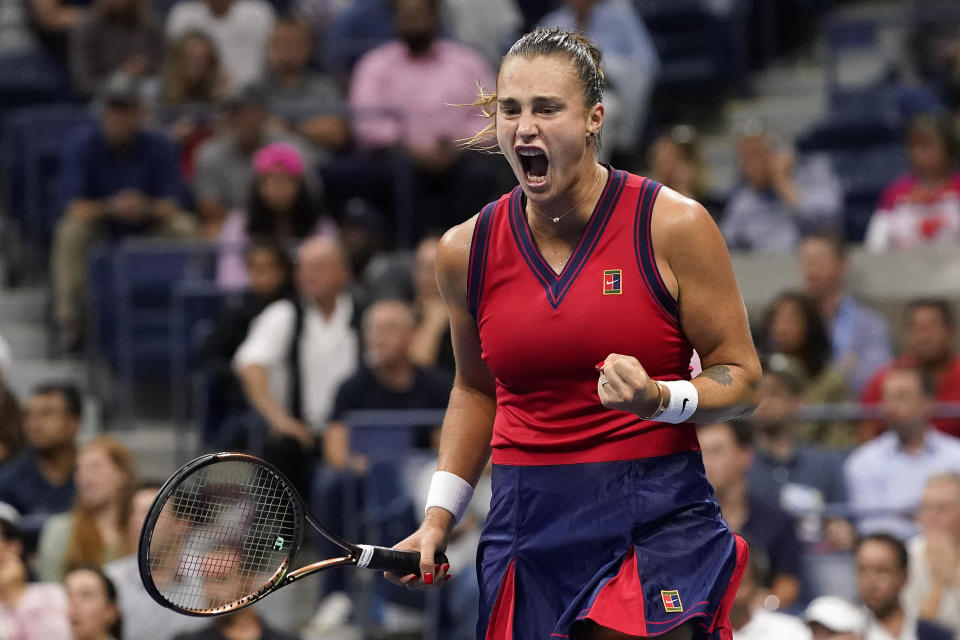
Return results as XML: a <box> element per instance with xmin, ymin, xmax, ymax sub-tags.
<box><xmin>286</xmin><ymin>555</ymin><xmax>355</xmax><ymax>583</ymax></box>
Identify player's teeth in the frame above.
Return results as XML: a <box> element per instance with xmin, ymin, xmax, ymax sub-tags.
<box><xmin>518</xmin><ymin>149</ymin><xmax>544</xmax><ymax>156</ymax></box>
<box><xmin>526</xmin><ymin>172</ymin><xmax>546</xmax><ymax>184</ymax></box>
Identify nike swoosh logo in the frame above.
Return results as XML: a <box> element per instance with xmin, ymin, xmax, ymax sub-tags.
<box><xmin>681</xmin><ymin>398</ymin><xmax>689</xmax><ymax>413</ymax></box>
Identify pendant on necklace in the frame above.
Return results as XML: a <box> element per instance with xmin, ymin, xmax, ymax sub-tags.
<box><xmin>552</xmin><ymin>217</ymin><xmax>559</xmax><ymax>223</ymax></box>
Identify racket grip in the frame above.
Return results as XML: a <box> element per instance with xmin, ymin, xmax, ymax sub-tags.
<box><xmin>356</xmin><ymin>545</ymin><xmax>448</xmax><ymax>576</ymax></box>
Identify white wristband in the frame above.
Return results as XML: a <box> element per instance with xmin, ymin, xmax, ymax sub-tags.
<box><xmin>656</xmin><ymin>380</ymin><xmax>698</xmax><ymax>423</ymax></box>
<box><xmin>424</xmin><ymin>471</ymin><xmax>473</xmax><ymax>525</ymax></box>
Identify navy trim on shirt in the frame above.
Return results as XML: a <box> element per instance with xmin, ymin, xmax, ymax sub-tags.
<box><xmin>633</xmin><ymin>178</ymin><xmax>678</xmax><ymax>320</ymax></box>
<box><xmin>509</xmin><ymin>168</ymin><xmax>626</xmax><ymax>310</ymax></box>
<box><xmin>467</xmin><ymin>202</ymin><xmax>497</xmax><ymax>320</ymax></box>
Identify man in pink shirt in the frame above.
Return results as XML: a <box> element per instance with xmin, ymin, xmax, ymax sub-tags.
<box><xmin>349</xmin><ymin>0</ymin><xmax>499</xmax><ymax>233</ymax></box>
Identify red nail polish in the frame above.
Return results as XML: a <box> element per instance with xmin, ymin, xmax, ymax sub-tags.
<box><xmin>442</xmin><ymin>563</ymin><xmax>450</xmax><ymax>573</ymax></box>
<box><xmin>595</xmin><ymin>361</ymin><xmax>605</xmax><ymax>370</ymax></box>
<box><xmin>434</xmin><ymin>564</ymin><xmax>440</xmax><ymax>573</ymax></box>
<box><xmin>424</xmin><ymin>573</ymin><xmax>433</xmax><ymax>585</ymax></box>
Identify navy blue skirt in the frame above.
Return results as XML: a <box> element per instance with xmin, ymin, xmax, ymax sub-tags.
<box><xmin>476</xmin><ymin>451</ymin><xmax>747</xmax><ymax>639</ymax></box>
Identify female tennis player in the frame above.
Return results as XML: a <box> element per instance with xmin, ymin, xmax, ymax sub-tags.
<box><xmin>386</xmin><ymin>27</ymin><xmax>762</xmax><ymax>640</ymax></box>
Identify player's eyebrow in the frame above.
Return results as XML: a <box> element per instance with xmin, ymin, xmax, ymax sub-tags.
<box><xmin>497</xmin><ymin>95</ymin><xmax>566</xmax><ymax>106</ymax></box>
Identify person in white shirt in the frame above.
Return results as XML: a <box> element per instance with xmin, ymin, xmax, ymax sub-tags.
<box><xmin>857</xmin><ymin>532</ymin><xmax>954</xmax><ymax>640</ymax></box>
<box><xmin>234</xmin><ymin>237</ymin><xmax>358</xmax><ymax>494</ymax></box>
<box><xmin>165</xmin><ymin>0</ymin><xmax>275</xmax><ymax>87</ymax></box>
<box><xmin>903</xmin><ymin>473</ymin><xmax>960</xmax><ymax>638</ymax></box>
<box><xmin>844</xmin><ymin>366</ymin><xmax>960</xmax><ymax>539</ymax></box>
<box><xmin>731</xmin><ymin>544</ymin><xmax>811</xmax><ymax>640</ymax></box>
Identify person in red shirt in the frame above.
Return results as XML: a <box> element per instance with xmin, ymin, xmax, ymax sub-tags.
<box><xmin>385</xmin><ymin>27</ymin><xmax>762</xmax><ymax>640</ymax></box>
<box><xmin>860</xmin><ymin>299</ymin><xmax>960</xmax><ymax>440</ymax></box>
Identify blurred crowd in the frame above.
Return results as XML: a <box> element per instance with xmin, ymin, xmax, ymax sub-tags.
<box><xmin>1</xmin><ymin>0</ymin><xmax>960</xmax><ymax>638</ymax></box>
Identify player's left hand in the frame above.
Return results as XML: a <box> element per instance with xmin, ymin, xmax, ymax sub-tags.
<box><xmin>597</xmin><ymin>353</ymin><xmax>661</xmax><ymax>418</ymax></box>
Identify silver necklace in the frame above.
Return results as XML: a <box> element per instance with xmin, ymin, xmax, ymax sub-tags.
<box><xmin>529</xmin><ymin>166</ymin><xmax>604</xmax><ymax>224</ymax></box>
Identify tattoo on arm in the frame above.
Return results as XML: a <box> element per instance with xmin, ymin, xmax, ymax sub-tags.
<box><xmin>701</xmin><ymin>365</ymin><xmax>734</xmax><ymax>387</ymax></box>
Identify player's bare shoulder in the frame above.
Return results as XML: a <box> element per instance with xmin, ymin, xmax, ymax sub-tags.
<box><xmin>436</xmin><ymin>213</ymin><xmax>482</xmax><ymax>307</ymax></box>
<box><xmin>650</xmin><ymin>184</ymin><xmax>726</xmax><ymax>263</ymax></box>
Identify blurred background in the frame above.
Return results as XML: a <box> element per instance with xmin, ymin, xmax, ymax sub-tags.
<box><xmin>1</xmin><ymin>0</ymin><xmax>960</xmax><ymax>639</ymax></box>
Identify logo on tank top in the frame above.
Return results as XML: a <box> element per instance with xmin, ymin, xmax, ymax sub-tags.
<box><xmin>661</xmin><ymin>589</ymin><xmax>683</xmax><ymax>613</ymax></box>
<box><xmin>602</xmin><ymin>269</ymin><xmax>622</xmax><ymax>295</ymax></box>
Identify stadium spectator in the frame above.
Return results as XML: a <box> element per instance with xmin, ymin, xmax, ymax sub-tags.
<box><xmin>216</xmin><ymin>142</ymin><xmax>333</xmax><ymax>290</ymax></box>
<box><xmin>0</xmin><ymin>383</ymin><xmax>80</xmax><ymax>534</ymax></box>
<box><xmin>349</xmin><ymin>0</ymin><xmax>498</xmax><ymax>232</ymax></box>
<box><xmin>699</xmin><ymin>420</ymin><xmax>803</xmax><ymax>610</ymax></box>
<box><xmin>171</xmin><ymin>596</ymin><xmax>296</xmax><ymax>640</ymax></box>
<box><xmin>0</xmin><ymin>505</ymin><xmax>71</xmax><ymax>639</ymax></box>
<box><xmin>0</xmin><ymin>384</ymin><xmax>24</xmax><ymax>467</ymax></box>
<box><xmin>441</xmin><ymin>0</ymin><xmax>521</xmax><ymax>67</ymax></box>
<box><xmin>865</xmin><ymin>114</ymin><xmax>960</xmax><ymax>252</ymax></box>
<box><xmin>310</xmin><ymin>298</ymin><xmax>450</xmax><ymax>612</ymax></box>
<box><xmin>409</xmin><ymin>235</ymin><xmax>454</xmax><ymax>374</ymax></box>
<box><xmin>150</xmin><ymin>31</ymin><xmax>227</xmax><ymax>181</ymax></box>
<box><xmin>68</xmin><ymin>0</ymin><xmax>162</xmax><ymax>99</ymax></box>
<box><xmin>165</xmin><ymin>0</ymin><xmax>274</xmax><ymax>87</ymax></box>
<box><xmin>262</xmin><ymin>16</ymin><xmax>349</xmax><ymax>155</ymax></box>
<box><xmin>760</xmin><ymin>292</ymin><xmax>852</xmax><ymax>440</ymax></box>
<box><xmin>804</xmin><ymin>596</ymin><xmax>867</xmax><ymax>639</ymax></box>
<box><xmin>540</xmin><ymin>0</ymin><xmax>659</xmax><ymax>159</ymax></box>
<box><xmin>104</xmin><ymin>484</ymin><xmax>205</xmax><ymax>640</ymax></box>
<box><xmin>63</xmin><ymin>566</ymin><xmax>122</xmax><ymax>640</ymax></box>
<box><xmin>322</xmin><ymin>0</ymin><xmax>396</xmax><ymax>75</ymax></box>
<box><xmin>36</xmin><ymin>436</ymin><xmax>137</xmax><ymax>582</ymax></box>
<box><xmin>234</xmin><ymin>237</ymin><xmax>359</xmax><ymax>495</ymax></box>
<box><xmin>748</xmin><ymin>355</ymin><xmax>847</xmax><ymax>541</ymax></box>
<box><xmin>51</xmin><ymin>74</ymin><xmax>195</xmax><ymax>351</ymax></box>
<box><xmin>903</xmin><ymin>473</ymin><xmax>960</xmax><ymax>636</ymax></box>
<box><xmin>731</xmin><ymin>545</ymin><xmax>811</xmax><ymax>640</ymax></box>
<box><xmin>321</xmin><ymin>299</ymin><xmax>451</xmax><ymax>475</ymax></box>
<box><xmin>722</xmin><ymin>122</ymin><xmax>842</xmax><ymax>253</ymax></box>
<box><xmin>0</xmin><ymin>0</ymin><xmax>41</xmax><ymax>54</ymax></box>
<box><xmin>193</xmin><ymin>83</ymin><xmax>315</xmax><ymax>238</ymax></box>
<box><xmin>861</xmin><ymin>299</ymin><xmax>960</xmax><ymax>439</ymax></box>
<box><xmin>27</xmin><ymin>0</ymin><xmax>93</xmax><ymax>61</ymax></box>
<box><xmin>845</xmin><ymin>366</ymin><xmax>960</xmax><ymax>540</ymax></box>
<box><xmin>800</xmin><ymin>233</ymin><xmax>892</xmax><ymax>396</ymax></box>
<box><xmin>648</xmin><ymin>124</ymin><xmax>710</xmax><ymax>205</ymax></box>
<box><xmin>857</xmin><ymin>533</ymin><xmax>954</xmax><ymax>640</ymax></box>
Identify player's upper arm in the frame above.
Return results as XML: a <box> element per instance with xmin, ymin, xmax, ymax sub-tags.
<box><xmin>436</xmin><ymin>217</ymin><xmax>496</xmax><ymax>399</ymax></box>
<box><xmin>653</xmin><ymin>190</ymin><xmax>759</xmax><ymax>376</ymax></box>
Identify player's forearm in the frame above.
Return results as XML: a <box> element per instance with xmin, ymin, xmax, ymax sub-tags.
<box><xmin>687</xmin><ymin>363</ymin><xmax>760</xmax><ymax>423</ymax></box>
<box><xmin>436</xmin><ymin>382</ymin><xmax>495</xmax><ymax>488</ymax></box>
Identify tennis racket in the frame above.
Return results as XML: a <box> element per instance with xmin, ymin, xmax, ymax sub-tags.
<box><xmin>138</xmin><ymin>451</ymin><xmax>446</xmax><ymax>616</ymax></box>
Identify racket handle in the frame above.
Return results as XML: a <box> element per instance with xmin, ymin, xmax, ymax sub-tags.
<box><xmin>355</xmin><ymin>545</ymin><xmax>448</xmax><ymax>576</ymax></box>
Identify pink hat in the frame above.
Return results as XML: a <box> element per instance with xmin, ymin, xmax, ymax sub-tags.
<box><xmin>253</xmin><ymin>142</ymin><xmax>305</xmax><ymax>177</ymax></box>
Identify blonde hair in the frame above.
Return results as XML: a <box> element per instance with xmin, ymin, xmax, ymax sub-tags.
<box><xmin>160</xmin><ymin>30</ymin><xmax>225</xmax><ymax>105</ymax></box>
<box><xmin>462</xmin><ymin>27</ymin><xmax>605</xmax><ymax>152</ymax></box>
<box><xmin>64</xmin><ymin>436</ymin><xmax>138</xmax><ymax>574</ymax></box>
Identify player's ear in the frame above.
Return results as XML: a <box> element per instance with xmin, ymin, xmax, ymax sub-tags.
<box><xmin>586</xmin><ymin>102</ymin><xmax>603</xmax><ymax>137</ymax></box>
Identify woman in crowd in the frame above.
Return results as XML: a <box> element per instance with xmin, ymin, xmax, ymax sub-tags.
<box><xmin>761</xmin><ymin>291</ymin><xmax>852</xmax><ymax>446</ymax></box>
<box><xmin>36</xmin><ymin>436</ymin><xmax>137</xmax><ymax>581</ymax></box>
<box><xmin>866</xmin><ymin>113</ymin><xmax>960</xmax><ymax>250</ymax></box>
<box><xmin>64</xmin><ymin>566</ymin><xmax>122</xmax><ymax>640</ymax></box>
<box><xmin>216</xmin><ymin>142</ymin><xmax>334</xmax><ymax>290</ymax></box>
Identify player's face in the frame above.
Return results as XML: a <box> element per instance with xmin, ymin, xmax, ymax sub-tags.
<box><xmin>496</xmin><ymin>54</ymin><xmax>602</xmax><ymax>203</ymax></box>
<box><xmin>856</xmin><ymin>540</ymin><xmax>905</xmax><ymax>617</ymax></box>
<box><xmin>66</xmin><ymin>569</ymin><xmax>119</xmax><ymax>640</ymax></box>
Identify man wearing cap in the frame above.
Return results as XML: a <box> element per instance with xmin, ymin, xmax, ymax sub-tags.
<box><xmin>51</xmin><ymin>73</ymin><xmax>196</xmax><ymax>351</ymax></box>
<box><xmin>806</xmin><ymin>596</ymin><xmax>868</xmax><ymax>639</ymax></box>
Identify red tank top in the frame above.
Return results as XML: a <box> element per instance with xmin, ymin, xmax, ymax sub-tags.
<box><xmin>468</xmin><ymin>169</ymin><xmax>700</xmax><ymax>465</ymax></box>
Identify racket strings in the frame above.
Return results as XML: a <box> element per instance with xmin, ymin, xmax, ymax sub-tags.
<box><xmin>147</xmin><ymin>461</ymin><xmax>298</xmax><ymax>613</ymax></box>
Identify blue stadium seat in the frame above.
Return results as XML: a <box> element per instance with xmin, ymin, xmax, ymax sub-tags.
<box><xmin>98</xmin><ymin>240</ymin><xmax>217</xmax><ymax>422</ymax></box>
<box><xmin>1</xmin><ymin>105</ymin><xmax>93</xmax><ymax>240</ymax></box>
